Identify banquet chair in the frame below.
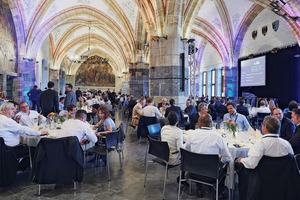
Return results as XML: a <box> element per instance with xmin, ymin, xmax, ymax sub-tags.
<box><xmin>137</xmin><ymin>116</ymin><xmax>158</xmax><ymax>141</ymax></box>
<box><xmin>256</xmin><ymin>112</ymin><xmax>270</xmax><ymax>128</ymax></box>
<box><xmin>294</xmin><ymin>154</ymin><xmax>300</xmax><ymax>172</ymax></box>
<box><xmin>178</xmin><ymin>148</ymin><xmax>227</xmax><ymax>200</ymax></box>
<box><xmin>177</xmin><ymin>116</ymin><xmax>190</xmax><ymax>130</ymax></box>
<box><xmin>31</xmin><ymin>136</ymin><xmax>84</xmax><ymax>195</ymax></box>
<box><xmin>117</xmin><ymin>123</ymin><xmax>125</xmax><ymax>161</ymax></box>
<box><xmin>144</xmin><ymin>136</ymin><xmax>179</xmax><ymax>199</ymax></box>
<box><xmin>0</xmin><ymin>137</ymin><xmax>18</xmax><ymax>187</ymax></box>
<box><xmin>85</xmin><ymin>129</ymin><xmax>121</xmax><ymax>181</ymax></box>
<box><xmin>144</xmin><ymin>123</ymin><xmax>162</xmax><ymax>165</ymax></box>
<box><xmin>237</xmin><ymin>154</ymin><xmax>300</xmax><ymax>200</ymax></box>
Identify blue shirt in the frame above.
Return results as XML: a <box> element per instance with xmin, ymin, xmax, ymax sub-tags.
<box><xmin>223</xmin><ymin>112</ymin><xmax>250</xmax><ymax>131</ymax></box>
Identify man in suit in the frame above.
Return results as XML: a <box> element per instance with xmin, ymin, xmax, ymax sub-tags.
<box><xmin>39</xmin><ymin>81</ymin><xmax>59</xmax><ymax>117</ymax></box>
<box><xmin>289</xmin><ymin>108</ymin><xmax>300</xmax><ymax>154</ymax></box>
<box><xmin>216</xmin><ymin>98</ymin><xmax>228</xmax><ymax>119</ymax></box>
<box><xmin>165</xmin><ymin>99</ymin><xmax>183</xmax><ymax>120</ymax></box>
<box><xmin>157</xmin><ymin>97</ymin><xmax>169</xmax><ymax>109</ymax></box>
<box><xmin>64</xmin><ymin>83</ymin><xmax>76</xmax><ymax>110</ymax></box>
<box><xmin>236</xmin><ymin>99</ymin><xmax>249</xmax><ymax>117</ymax></box>
<box><xmin>189</xmin><ymin>102</ymin><xmax>208</xmax><ymax>129</ymax></box>
<box><xmin>272</xmin><ymin>108</ymin><xmax>295</xmax><ymax>140</ymax></box>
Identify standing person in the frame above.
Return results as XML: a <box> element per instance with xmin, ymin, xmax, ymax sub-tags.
<box><xmin>64</xmin><ymin>83</ymin><xmax>76</xmax><ymax>110</ymax></box>
<box><xmin>39</xmin><ymin>81</ymin><xmax>59</xmax><ymax>117</ymax></box>
<box><xmin>27</xmin><ymin>85</ymin><xmax>41</xmax><ymax>112</ymax></box>
<box><xmin>75</xmin><ymin>87</ymin><xmax>82</xmax><ymax>101</ymax></box>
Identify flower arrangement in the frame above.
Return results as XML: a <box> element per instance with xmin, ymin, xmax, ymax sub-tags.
<box><xmin>225</xmin><ymin>119</ymin><xmax>238</xmax><ymax>138</ymax></box>
<box><xmin>47</xmin><ymin>112</ymin><xmax>58</xmax><ymax>122</ymax></box>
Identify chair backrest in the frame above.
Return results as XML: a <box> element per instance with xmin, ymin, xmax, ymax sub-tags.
<box><xmin>257</xmin><ymin>112</ymin><xmax>270</xmax><ymax>120</ymax></box>
<box><xmin>147</xmin><ymin>123</ymin><xmax>161</xmax><ymax>136</ymax></box>
<box><xmin>0</xmin><ymin>137</ymin><xmax>18</xmax><ymax>187</ymax></box>
<box><xmin>294</xmin><ymin>154</ymin><xmax>300</xmax><ymax>170</ymax></box>
<box><xmin>31</xmin><ymin>136</ymin><xmax>84</xmax><ymax>184</ymax></box>
<box><xmin>118</xmin><ymin>123</ymin><xmax>125</xmax><ymax>143</ymax></box>
<box><xmin>180</xmin><ymin>148</ymin><xmax>219</xmax><ymax>179</ymax></box>
<box><xmin>148</xmin><ymin>136</ymin><xmax>170</xmax><ymax>162</ymax></box>
<box><xmin>257</xmin><ymin>154</ymin><xmax>300</xmax><ymax>200</ymax></box>
<box><xmin>137</xmin><ymin>116</ymin><xmax>159</xmax><ymax>138</ymax></box>
<box><xmin>106</xmin><ymin>129</ymin><xmax>119</xmax><ymax>150</ymax></box>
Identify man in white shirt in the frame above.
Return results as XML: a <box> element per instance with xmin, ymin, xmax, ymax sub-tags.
<box><xmin>58</xmin><ymin>110</ymin><xmax>98</xmax><ymax>145</ymax></box>
<box><xmin>15</xmin><ymin>102</ymin><xmax>46</xmax><ymax>126</ymax></box>
<box><xmin>236</xmin><ymin>116</ymin><xmax>294</xmax><ymax>169</ymax></box>
<box><xmin>143</xmin><ymin>97</ymin><xmax>163</xmax><ymax>118</ymax></box>
<box><xmin>184</xmin><ymin>113</ymin><xmax>232</xmax><ymax>198</ymax></box>
<box><xmin>251</xmin><ymin>99</ymin><xmax>271</xmax><ymax>118</ymax></box>
<box><xmin>0</xmin><ymin>102</ymin><xmax>48</xmax><ymax>171</ymax></box>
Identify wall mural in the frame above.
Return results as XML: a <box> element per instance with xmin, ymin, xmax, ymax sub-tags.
<box><xmin>75</xmin><ymin>55</ymin><xmax>115</xmax><ymax>87</ymax></box>
<box><xmin>0</xmin><ymin>1</ymin><xmax>17</xmax><ymax>73</ymax></box>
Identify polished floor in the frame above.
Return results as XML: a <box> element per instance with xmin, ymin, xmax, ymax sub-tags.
<box><xmin>0</xmin><ymin>111</ymin><xmax>238</xmax><ymax>200</ymax></box>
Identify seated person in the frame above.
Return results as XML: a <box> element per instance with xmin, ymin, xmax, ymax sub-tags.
<box><xmin>189</xmin><ymin>102</ymin><xmax>208</xmax><ymax>130</ymax></box>
<box><xmin>272</xmin><ymin>108</ymin><xmax>295</xmax><ymax>141</ymax></box>
<box><xmin>87</xmin><ymin>104</ymin><xmax>100</xmax><ymax>125</ymax></box>
<box><xmin>0</xmin><ymin>102</ymin><xmax>48</xmax><ymax>171</ymax></box>
<box><xmin>157</xmin><ymin>97</ymin><xmax>169</xmax><ymax>109</ymax></box>
<box><xmin>131</xmin><ymin>97</ymin><xmax>146</xmax><ymax>127</ymax></box>
<box><xmin>216</xmin><ymin>98</ymin><xmax>228</xmax><ymax>119</ymax></box>
<box><xmin>184</xmin><ymin>99</ymin><xmax>196</xmax><ymax>117</ymax></box>
<box><xmin>236</xmin><ymin>99</ymin><xmax>249</xmax><ymax>117</ymax></box>
<box><xmin>161</xmin><ymin>111</ymin><xmax>184</xmax><ymax>165</ymax></box>
<box><xmin>251</xmin><ymin>99</ymin><xmax>271</xmax><ymax>118</ymax></box>
<box><xmin>15</xmin><ymin>101</ymin><xmax>46</xmax><ymax>126</ymax></box>
<box><xmin>289</xmin><ymin>108</ymin><xmax>300</xmax><ymax>154</ymax></box>
<box><xmin>59</xmin><ymin>97</ymin><xmax>65</xmax><ymax>111</ymax></box>
<box><xmin>58</xmin><ymin>110</ymin><xmax>98</xmax><ymax>145</ymax></box>
<box><xmin>143</xmin><ymin>97</ymin><xmax>163</xmax><ymax>118</ymax></box>
<box><xmin>184</xmin><ymin>113</ymin><xmax>232</xmax><ymax>198</ymax></box>
<box><xmin>165</xmin><ymin>99</ymin><xmax>183</xmax><ymax>121</ymax></box>
<box><xmin>223</xmin><ymin>102</ymin><xmax>250</xmax><ymax>131</ymax></box>
<box><xmin>208</xmin><ymin>100</ymin><xmax>217</xmax><ymax>120</ymax></box>
<box><xmin>93</xmin><ymin>106</ymin><xmax>116</xmax><ymax>136</ymax></box>
<box><xmin>236</xmin><ymin>116</ymin><xmax>294</xmax><ymax>169</ymax></box>
<box><xmin>59</xmin><ymin>104</ymin><xmax>77</xmax><ymax>118</ymax></box>
<box><xmin>284</xmin><ymin>100</ymin><xmax>299</xmax><ymax>119</ymax></box>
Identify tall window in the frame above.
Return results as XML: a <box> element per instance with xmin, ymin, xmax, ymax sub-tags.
<box><xmin>211</xmin><ymin>69</ymin><xmax>216</xmax><ymax>97</ymax></box>
<box><xmin>221</xmin><ymin>67</ymin><xmax>225</xmax><ymax>97</ymax></box>
<box><xmin>202</xmin><ymin>72</ymin><xmax>207</xmax><ymax>96</ymax></box>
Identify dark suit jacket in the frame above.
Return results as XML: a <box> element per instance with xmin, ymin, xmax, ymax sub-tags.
<box><xmin>39</xmin><ymin>89</ymin><xmax>59</xmax><ymax>116</ymax></box>
<box><xmin>289</xmin><ymin>125</ymin><xmax>300</xmax><ymax>154</ymax></box>
<box><xmin>165</xmin><ymin>105</ymin><xmax>183</xmax><ymax>120</ymax></box>
<box><xmin>280</xmin><ymin>117</ymin><xmax>295</xmax><ymax>140</ymax></box>
<box><xmin>157</xmin><ymin>102</ymin><xmax>169</xmax><ymax>109</ymax></box>
<box><xmin>208</xmin><ymin>104</ymin><xmax>217</xmax><ymax>120</ymax></box>
<box><xmin>189</xmin><ymin>113</ymin><xmax>200</xmax><ymax>130</ymax></box>
<box><xmin>237</xmin><ymin>105</ymin><xmax>249</xmax><ymax>117</ymax></box>
<box><xmin>216</xmin><ymin>104</ymin><xmax>228</xmax><ymax>119</ymax></box>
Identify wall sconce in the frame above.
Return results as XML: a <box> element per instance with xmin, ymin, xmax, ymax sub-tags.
<box><xmin>162</xmin><ymin>35</ymin><xmax>168</xmax><ymax>40</ymax></box>
<box><xmin>8</xmin><ymin>59</ymin><xmax>14</xmax><ymax>62</ymax></box>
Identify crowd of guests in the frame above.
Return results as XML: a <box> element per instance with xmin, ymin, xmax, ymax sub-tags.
<box><xmin>0</xmin><ymin>82</ymin><xmax>120</xmax><ymax>178</ymax></box>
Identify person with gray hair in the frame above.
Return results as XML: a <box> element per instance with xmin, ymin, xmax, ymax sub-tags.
<box><xmin>189</xmin><ymin>102</ymin><xmax>208</xmax><ymax>129</ymax></box>
<box><xmin>0</xmin><ymin>102</ymin><xmax>48</xmax><ymax>171</ymax></box>
<box><xmin>236</xmin><ymin>116</ymin><xmax>294</xmax><ymax>169</ymax></box>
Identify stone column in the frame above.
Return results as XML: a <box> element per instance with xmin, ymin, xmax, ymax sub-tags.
<box><xmin>49</xmin><ymin>69</ymin><xmax>60</xmax><ymax>91</ymax></box>
<box><xmin>18</xmin><ymin>60</ymin><xmax>36</xmax><ymax>102</ymax></box>
<box><xmin>128</xmin><ymin>62</ymin><xmax>149</xmax><ymax>98</ymax></box>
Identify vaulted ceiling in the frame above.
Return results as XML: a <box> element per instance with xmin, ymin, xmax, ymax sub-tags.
<box><xmin>8</xmin><ymin>0</ymin><xmax>300</xmax><ymax>75</ymax></box>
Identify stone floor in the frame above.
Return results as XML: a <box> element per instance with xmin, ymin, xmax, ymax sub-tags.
<box><xmin>0</xmin><ymin>111</ymin><xmax>239</xmax><ymax>200</ymax></box>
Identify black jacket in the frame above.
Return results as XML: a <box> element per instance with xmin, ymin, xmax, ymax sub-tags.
<box><xmin>31</xmin><ymin>136</ymin><xmax>84</xmax><ymax>184</ymax></box>
<box><xmin>280</xmin><ymin>116</ymin><xmax>295</xmax><ymax>140</ymax></box>
<box><xmin>0</xmin><ymin>138</ymin><xmax>18</xmax><ymax>187</ymax></box>
<box><xmin>289</xmin><ymin>125</ymin><xmax>300</xmax><ymax>154</ymax></box>
<box><xmin>39</xmin><ymin>89</ymin><xmax>59</xmax><ymax>116</ymax></box>
<box><xmin>165</xmin><ymin>105</ymin><xmax>183</xmax><ymax>120</ymax></box>
<box><xmin>137</xmin><ymin>116</ymin><xmax>158</xmax><ymax>139</ymax></box>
